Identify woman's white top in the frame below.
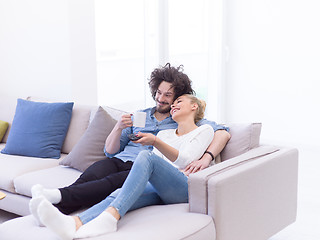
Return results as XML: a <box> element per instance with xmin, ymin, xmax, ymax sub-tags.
<box><xmin>152</xmin><ymin>124</ymin><xmax>214</xmax><ymax>169</ymax></box>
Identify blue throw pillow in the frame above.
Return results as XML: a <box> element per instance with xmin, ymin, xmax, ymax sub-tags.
<box><xmin>1</xmin><ymin>99</ymin><xmax>74</xmax><ymax>159</ymax></box>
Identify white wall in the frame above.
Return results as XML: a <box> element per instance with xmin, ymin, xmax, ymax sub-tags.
<box><xmin>223</xmin><ymin>0</ymin><xmax>320</xmax><ymax>147</ymax></box>
<box><xmin>0</xmin><ymin>0</ymin><xmax>97</xmax><ymax>105</ymax></box>
<box><xmin>1</xmin><ymin>0</ymin><xmax>318</xmax><ymax>148</ymax></box>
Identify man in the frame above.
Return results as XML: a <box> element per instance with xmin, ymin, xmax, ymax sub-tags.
<box><xmin>30</xmin><ymin>63</ymin><xmax>230</xmax><ymax>217</ymax></box>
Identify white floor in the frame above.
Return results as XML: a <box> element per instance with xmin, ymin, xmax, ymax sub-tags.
<box><xmin>0</xmin><ymin>146</ymin><xmax>319</xmax><ymax>239</ymax></box>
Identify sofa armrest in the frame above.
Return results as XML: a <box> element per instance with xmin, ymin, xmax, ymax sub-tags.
<box><xmin>188</xmin><ymin>145</ymin><xmax>280</xmax><ymax>214</ymax></box>
<box><xmin>206</xmin><ymin>147</ymin><xmax>298</xmax><ymax>240</ymax></box>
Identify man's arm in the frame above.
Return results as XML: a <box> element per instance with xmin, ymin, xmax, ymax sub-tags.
<box><xmin>105</xmin><ymin>113</ymin><xmax>132</xmax><ymax>155</ymax></box>
<box><xmin>183</xmin><ymin>129</ymin><xmax>230</xmax><ymax>176</ymax></box>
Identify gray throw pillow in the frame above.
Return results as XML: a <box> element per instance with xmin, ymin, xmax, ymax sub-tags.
<box><xmin>60</xmin><ymin>106</ymin><xmax>117</xmax><ymax>171</ymax></box>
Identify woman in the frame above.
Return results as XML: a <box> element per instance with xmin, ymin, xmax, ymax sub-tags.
<box><xmin>32</xmin><ymin>94</ymin><xmax>214</xmax><ymax>240</ymax></box>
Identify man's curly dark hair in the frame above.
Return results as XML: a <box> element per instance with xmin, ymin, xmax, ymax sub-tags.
<box><xmin>148</xmin><ymin>63</ymin><xmax>195</xmax><ymax>100</ymax></box>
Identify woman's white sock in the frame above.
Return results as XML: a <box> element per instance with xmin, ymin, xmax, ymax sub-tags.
<box><xmin>37</xmin><ymin>199</ymin><xmax>76</xmax><ymax>240</ymax></box>
<box><xmin>31</xmin><ymin>184</ymin><xmax>61</xmax><ymax>204</ymax></box>
<box><xmin>74</xmin><ymin>211</ymin><xmax>118</xmax><ymax>239</ymax></box>
<box><xmin>29</xmin><ymin>196</ymin><xmax>45</xmax><ymax>227</ymax></box>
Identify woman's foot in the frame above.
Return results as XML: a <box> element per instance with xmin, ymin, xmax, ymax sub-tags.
<box><xmin>31</xmin><ymin>184</ymin><xmax>61</xmax><ymax>204</ymax></box>
<box><xmin>37</xmin><ymin>199</ymin><xmax>76</xmax><ymax>240</ymax></box>
<box><xmin>29</xmin><ymin>196</ymin><xmax>45</xmax><ymax>226</ymax></box>
<box><xmin>74</xmin><ymin>211</ymin><xmax>118</xmax><ymax>238</ymax></box>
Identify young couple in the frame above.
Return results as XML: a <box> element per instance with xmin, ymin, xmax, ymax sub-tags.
<box><xmin>29</xmin><ymin>63</ymin><xmax>230</xmax><ymax>240</ymax></box>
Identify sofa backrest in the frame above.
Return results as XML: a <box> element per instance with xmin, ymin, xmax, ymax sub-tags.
<box><xmin>24</xmin><ymin>96</ymin><xmax>92</xmax><ymax>154</ymax></box>
<box><xmin>27</xmin><ymin>97</ymin><xmax>126</xmax><ymax>154</ymax></box>
<box><xmin>220</xmin><ymin>123</ymin><xmax>262</xmax><ymax>162</ymax></box>
<box><xmin>0</xmin><ymin>94</ymin><xmax>28</xmax><ymax>143</ymax></box>
<box><xmin>61</xmin><ymin>104</ymin><xmax>93</xmax><ymax>154</ymax></box>
<box><xmin>93</xmin><ymin>105</ymin><xmax>125</xmax><ymax>123</ymax></box>
<box><xmin>1</xmin><ymin>95</ymin><xmax>126</xmax><ymax>155</ymax></box>
<box><xmin>1</xmin><ymin>95</ymin><xmax>262</xmax><ymax>161</ymax></box>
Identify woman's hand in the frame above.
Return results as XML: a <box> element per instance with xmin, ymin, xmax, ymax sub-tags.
<box><xmin>134</xmin><ymin>132</ymin><xmax>156</xmax><ymax>146</ymax></box>
<box><xmin>183</xmin><ymin>156</ymin><xmax>211</xmax><ymax>176</ymax></box>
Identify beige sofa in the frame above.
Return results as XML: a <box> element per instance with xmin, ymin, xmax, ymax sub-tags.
<box><xmin>0</xmin><ymin>95</ymin><xmax>298</xmax><ymax>240</ymax></box>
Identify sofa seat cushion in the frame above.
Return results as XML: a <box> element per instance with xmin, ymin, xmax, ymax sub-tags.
<box><xmin>0</xmin><ymin>152</ymin><xmax>62</xmax><ymax>193</ymax></box>
<box><xmin>0</xmin><ymin>204</ymin><xmax>216</xmax><ymax>240</ymax></box>
<box><xmin>14</xmin><ymin>165</ymin><xmax>82</xmax><ymax>198</ymax></box>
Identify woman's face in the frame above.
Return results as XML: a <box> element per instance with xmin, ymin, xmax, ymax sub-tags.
<box><xmin>170</xmin><ymin>95</ymin><xmax>196</xmax><ymax>121</ymax></box>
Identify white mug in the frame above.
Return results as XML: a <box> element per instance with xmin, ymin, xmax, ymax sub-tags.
<box><xmin>133</xmin><ymin>111</ymin><xmax>146</xmax><ymax>128</ymax></box>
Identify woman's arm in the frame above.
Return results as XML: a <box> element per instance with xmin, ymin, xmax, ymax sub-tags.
<box><xmin>136</xmin><ymin>125</ymin><xmax>214</xmax><ymax>168</ymax></box>
<box><xmin>183</xmin><ymin>129</ymin><xmax>230</xmax><ymax>175</ymax></box>
<box><xmin>153</xmin><ymin>137</ymin><xmax>179</xmax><ymax>162</ymax></box>
<box><xmin>134</xmin><ymin>132</ymin><xmax>179</xmax><ymax>162</ymax></box>
<box><xmin>173</xmin><ymin>125</ymin><xmax>214</xmax><ymax>169</ymax></box>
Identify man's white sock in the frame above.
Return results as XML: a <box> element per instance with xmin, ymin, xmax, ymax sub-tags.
<box><xmin>37</xmin><ymin>199</ymin><xmax>76</xmax><ymax>240</ymax></box>
<box><xmin>31</xmin><ymin>184</ymin><xmax>62</xmax><ymax>204</ymax></box>
<box><xmin>74</xmin><ymin>211</ymin><xmax>118</xmax><ymax>239</ymax></box>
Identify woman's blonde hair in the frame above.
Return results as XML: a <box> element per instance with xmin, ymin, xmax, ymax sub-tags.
<box><xmin>182</xmin><ymin>94</ymin><xmax>206</xmax><ymax>123</ymax></box>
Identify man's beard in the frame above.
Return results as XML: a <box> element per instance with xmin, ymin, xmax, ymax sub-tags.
<box><xmin>156</xmin><ymin>101</ymin><xmax>171</xmax><ymax>114</ymax></box>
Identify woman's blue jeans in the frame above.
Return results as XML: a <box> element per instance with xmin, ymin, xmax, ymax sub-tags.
<box><xmin>78</xmin><ymin>150</ymin><xmax>188</xmax><ymax>224</ymax></box>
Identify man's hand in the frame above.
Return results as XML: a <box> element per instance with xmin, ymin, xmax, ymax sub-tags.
<box><xmin>183</xmin><ymin>155</ymin><xmax>212</xmax><ymax>176</ymax></box>
<box><xmin>117</xmin><ymin>113</ymin><xmax>133</xmax><ymax>130</ymax></box>
<box><xmin>105</xmin><ymin>113</ymin><xmax>133</xmax><ymax>155</ymax></box>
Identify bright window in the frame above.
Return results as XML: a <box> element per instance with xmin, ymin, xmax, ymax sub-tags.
<box><xmin>95</xmin><ymin>0</ymin><xmax>221</xmax><ymax>119</ymax></box>
<box><xmin>95</xmin><ymin>0</ymin><xmax>146</xmax><ymax>112</ymax></box>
